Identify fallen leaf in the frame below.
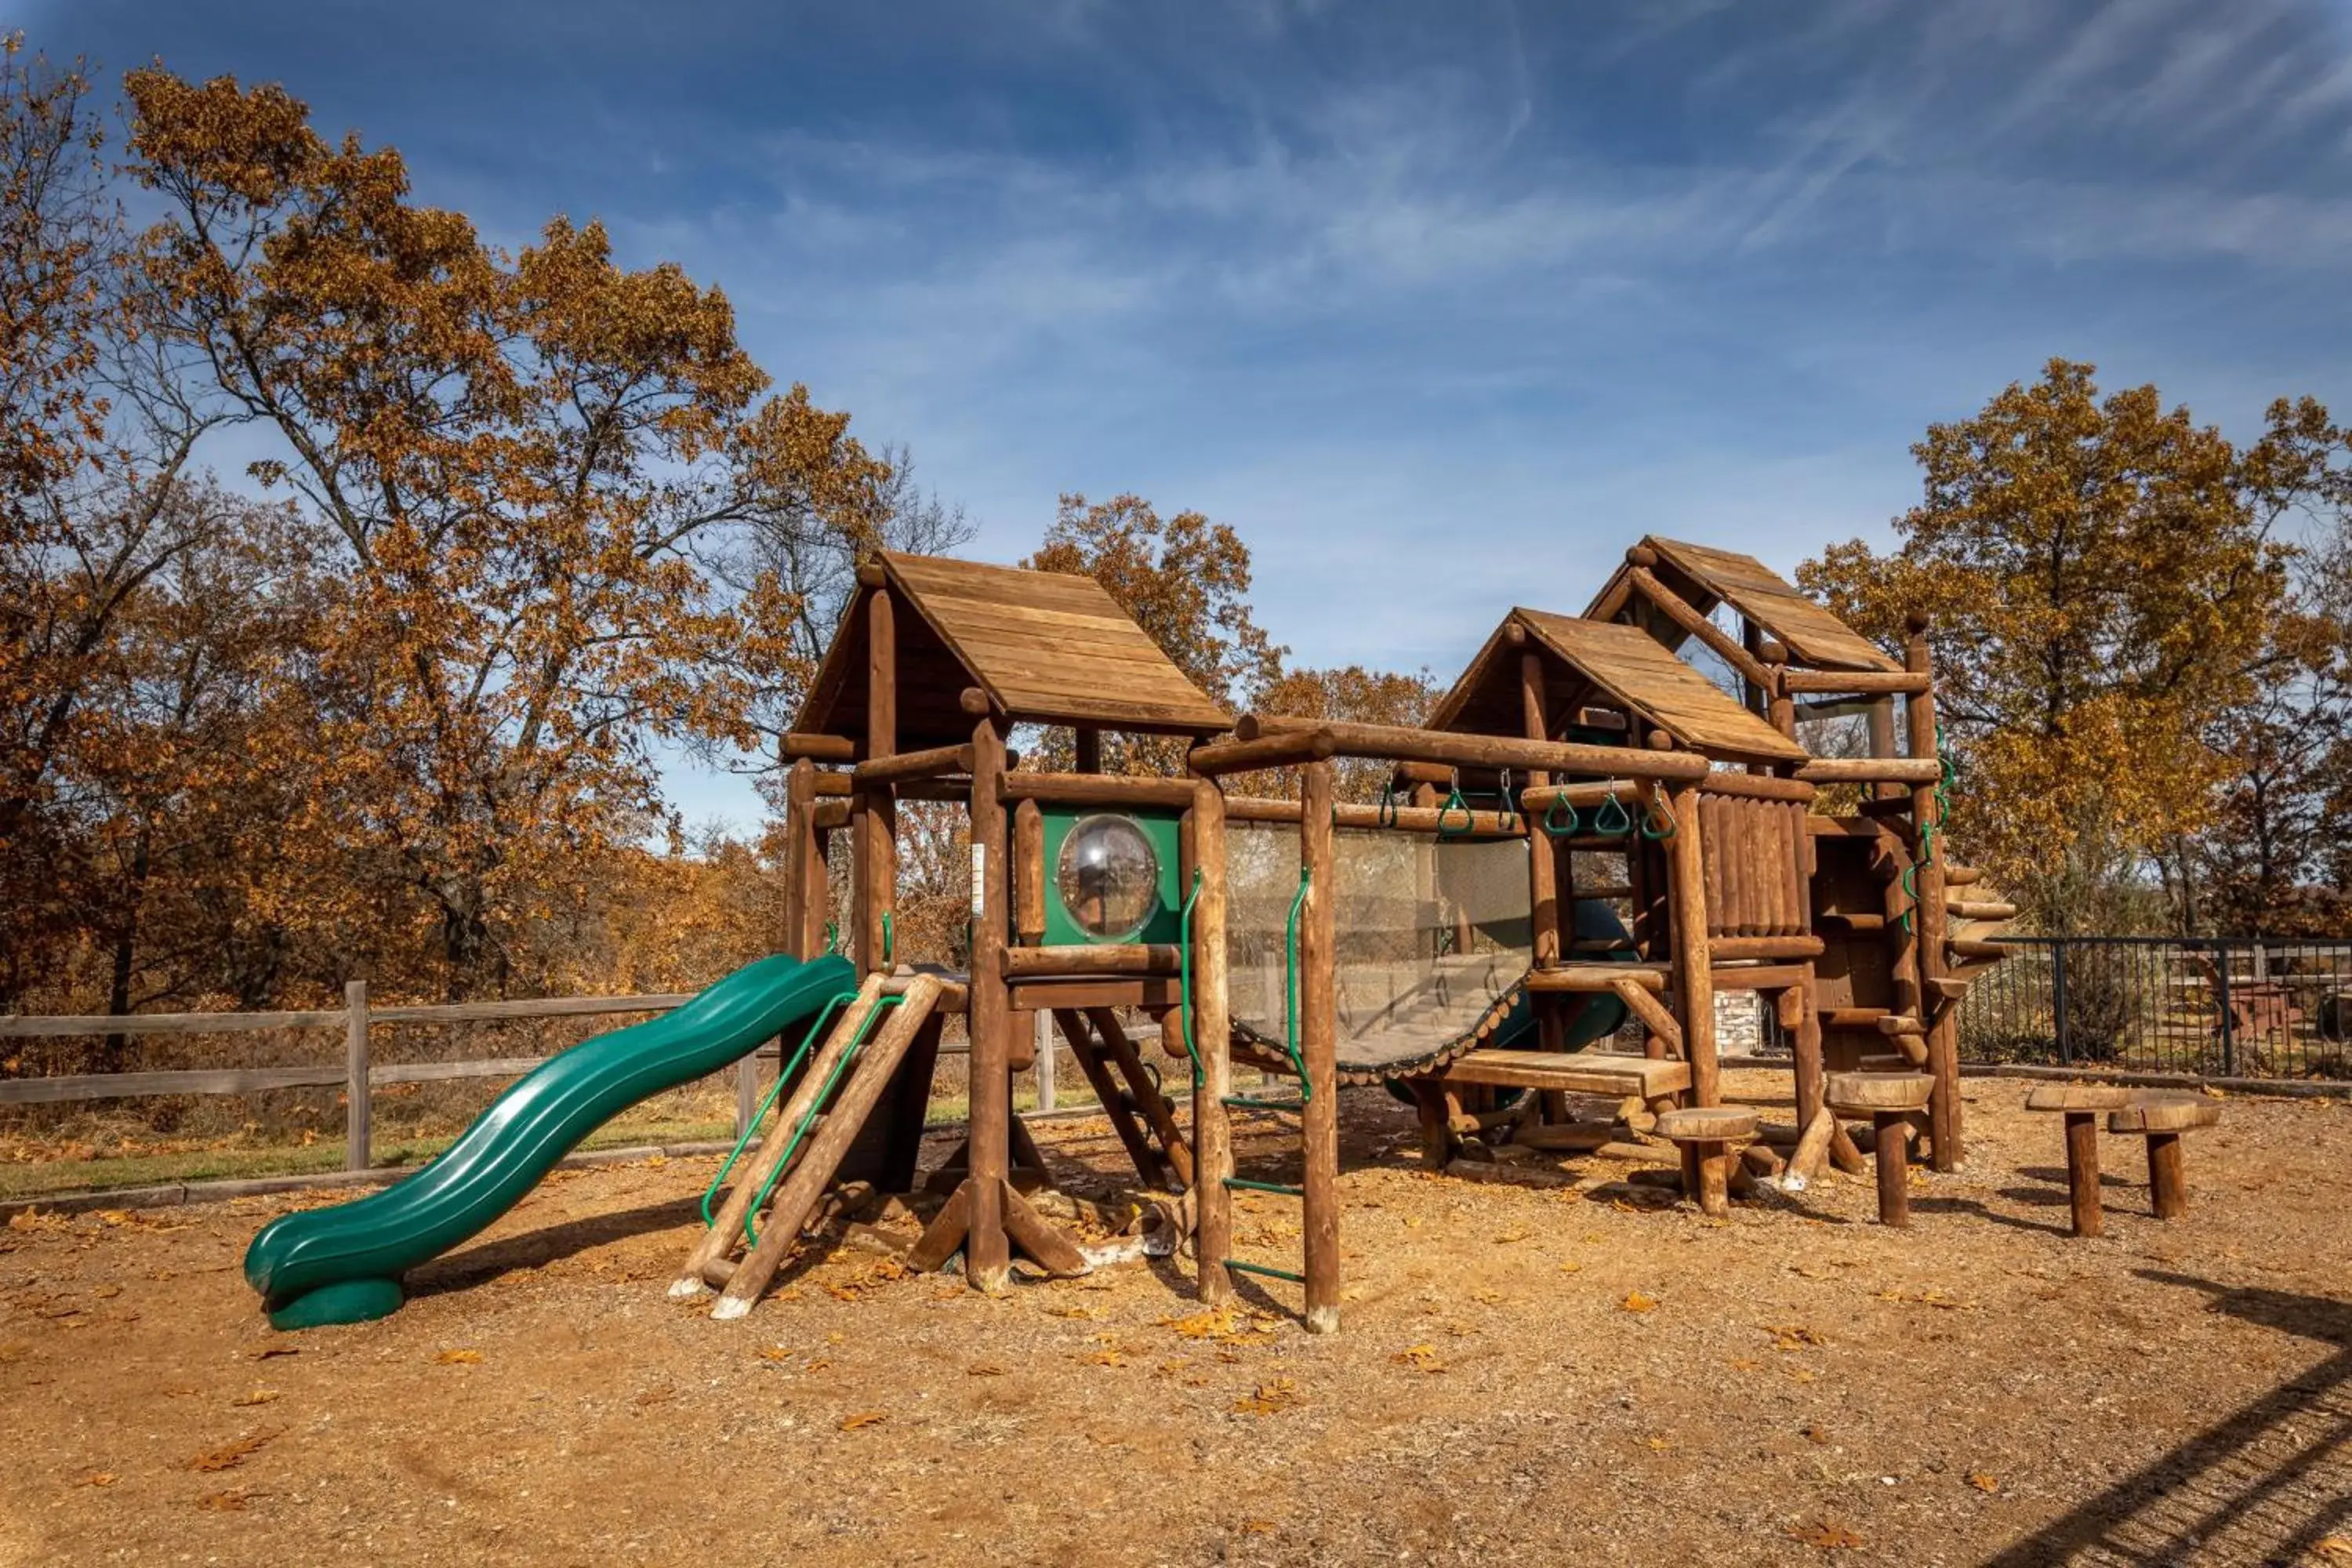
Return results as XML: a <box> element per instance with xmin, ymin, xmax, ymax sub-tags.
<box><xmin>1241</xmin><ymin>1519</ymin><xmax>1276</xmax><ymax>1534</ymax></box>
<box><xmin>1788</xmin><ymin>1521</ymin><xmax>1867</xmax><ymax>1550</ymax></box>
<box><xmin>2311</xmin><ymin>1535</ymin><xmax>2352</xmax><ymax>1559</ymax></box>
<box><xmin>1801</xmin><ymin>1425</ymin><xmax>1831</xmax><ymax>1445</ymax></box>
<box><xmin>1641</xmin><ymin>1436</ymin><xmax>1671</xmax><ymax>1451</ymax></box>
<box><xmin>75</xmin><ymin>1472</ymin><xmax>115</xmax><ymax>1487</ymax></box>
<box><xmin>966</xmin><ymin>1362</ymin><xmax>1008</xmax><ymax>1377</ymax></box>
<box><xmin>756</xmin><ymin>1346</ymin><xmax>792</xmax><ymax>1363</ymax></box>
<box><xmin>1232</xmin><ymin>1377</ymin><xmax>1299</xmax><ymax>1416</ymax></box>
<box><xmin>92</xmin><ymin>1283</ymin><xmax>122</xmax><ymax>1300</ymax></box>
<box><xmin>1968</xmin><ymin>1472</ymin><xmax>1999</xmax><ymax>1494</ymax></box>
<box><xmin>1471</xmin><ymin>1287</ymin><xmax>1504</xmax><ymax>1305</ymax></box>
<box><xmin>1494</xmin><ymin>1229</ymin><xmax>1528</xmax><ymax>1243</ymax></box>
<box><xmin>250</xmin><ymin>1345</ymin><xmax>299</xmax><ymax>1361</ymax></box>
<box><xmin>839</xmin><ymin>1411</ymin><xmax>887</xmax><ymax>1431</ymax></box>
<box><xmin>195</xmin><ymin>1491</ymin><xmax>250</xmax><ymax>1512</ymax></box>
<box><xmin>1728</xmin><ymin>1358</ymin><xmax>1762</xmax><ymax>1372</ymax></box>
<box><xmin>1764</xmin><ymin>1323</ymin><xmax>1826</xmax><ymax>1351</ymax></box>
<box><xmin>1076</xmin><ymin>1348</ymin><xmax>1127</xmax><ymax>1368</ymax></box>
<box><xmin>188</xmin><ymin>1430</ymin><xmax>279</xmax><ymax>1472</ymax></box>
<box><xmin>433</xmin><ymin>1349</ymin><xmax>481</xmax><ymax>1365</ymax></box>
<box><xmin>1621</xmin><ymin>1291</ymin><xmax>1659</xmax><ymax>1313</ymax></box>
<box><xmin>95</xmin><ymin>1210</ymin><xmax>131</xmax><ymax>1227</ymax></box>
<box><xmin>1556</xmin><ymin>1260</ymin><xmax>1583</xmax><ymax>1274</ymax></box>
<box><xmin>230</xmin><ymin>1389</ymin><xmax>279</xmax><ymax>1407</ymax></box>
<box><xmin>1389</xmin><ymin>1344</ymin><xmax>1443</xmax><ymax>1372</ymax></box>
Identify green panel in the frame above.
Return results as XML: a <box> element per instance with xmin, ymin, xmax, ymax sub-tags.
<box><xmin>1040</xmin><ymin>806</ymin><xmax>1184</xmax><ymax>946</ymax></box>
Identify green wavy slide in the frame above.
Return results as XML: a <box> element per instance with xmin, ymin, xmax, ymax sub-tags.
<box><xmin>245</xmin><ymin>952</ymin><xmax>855</xmax><ymax>1330</ymax></box>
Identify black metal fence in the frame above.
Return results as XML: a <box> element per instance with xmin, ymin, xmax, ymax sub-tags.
<box><xmin>1956</xmin><ymin>937</ymin><xmax>2352</xmax><ymax>1080</ymax></box>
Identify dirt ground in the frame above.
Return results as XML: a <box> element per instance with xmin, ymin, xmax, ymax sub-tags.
<box><xmin>3</xmin><ymin>1069</ymin><xmax>2348</xmax><ymax>1567</ymax></box>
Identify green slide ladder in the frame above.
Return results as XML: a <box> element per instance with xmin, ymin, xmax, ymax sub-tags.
<box><xmin>1207</xmin><ymin>866</ymin><xmax>1315</xmax><ymax>1290</ymax></box>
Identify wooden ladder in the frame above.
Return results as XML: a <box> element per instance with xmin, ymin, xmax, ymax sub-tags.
<box><xmin>1052</xmin><ymin>1007</ymin><xmax>1193</xmax><ymax>1192</ymax></box>
<box><xmin>672</xmin><ymin>973</ymin><xmax>949</xmax><ymax>1320</ymax></box>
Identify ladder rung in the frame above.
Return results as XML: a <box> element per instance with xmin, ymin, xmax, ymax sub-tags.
<box><xmin>1221</xmin><ymin>1177</ymin><xmax>1302</xmax><ymax>1197</ymax></box>
<box><xmin>1222</xmin><ymin>1258</ymin><xmax>1305</xmax><ymax>1285</ymax></box>
<box><xmin>1220</xmin><ymin>1095</ymin><xmax>1304</xmax><ymax>1112</ymax></box>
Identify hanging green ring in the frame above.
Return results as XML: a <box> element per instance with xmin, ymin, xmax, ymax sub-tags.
<box><xmin>1592</xmin><ymin>789</ymin><xmax>1634</xmax><ymax>837</ymax></box>
<box><xmin>1544</xmin><ymin>789</ymin><xmax>1579</xmax><ymax>838</ymax></box>
<box><xmin>1639</xmin><ymin>791</ymin><xmax>1678</xmax><ymax>840</ymax></box>
<box><xmin>1437</xmin><ymin>784</ymin><xmax>1474</xmax><ymax>838</ymax></box>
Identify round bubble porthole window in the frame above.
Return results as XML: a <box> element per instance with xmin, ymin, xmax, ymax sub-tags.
<box><xmin>1056</xmin><ymin>813</ymin><xmax>1160</xmax><ymax>941</ymax></box>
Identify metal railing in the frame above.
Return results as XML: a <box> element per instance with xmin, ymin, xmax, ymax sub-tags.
<box><xmin>1956</xmin><ymin>937</ymin><xmax>2352</xmax><ymax>1080</ymax></box>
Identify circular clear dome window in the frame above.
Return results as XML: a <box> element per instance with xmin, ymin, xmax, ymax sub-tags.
<box><xmin>1056</xmin><ymin>814</ymin><xmax>1160</xmax><ymax>941</ymax></box>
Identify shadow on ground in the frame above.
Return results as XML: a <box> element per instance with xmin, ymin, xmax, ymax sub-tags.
<box><xmin>1985</xmin><ymin>1272</ymin><xmax>2352</xmax><ymax>1565</ymax></box>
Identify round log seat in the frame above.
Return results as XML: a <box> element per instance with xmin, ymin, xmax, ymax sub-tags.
<box><xmin>2108</xmin><ymin>1096</ymin><xmax>2223</xmax><ymax>1219</ymax></box>
<box><xmin>1824</xmin><ymin>1072</ymin><xmax>1933</xmax><ymax>1227</ymax></box>
<box><xmin>2024</xmin><ymin>1084</ymin><xmax>2136</xmax><ymax>1238</ymax></box>
<box><xmin>1653</xmin><ymin>1106</ymin><xmax>1760</xmax><ymax>1218</ymax></box>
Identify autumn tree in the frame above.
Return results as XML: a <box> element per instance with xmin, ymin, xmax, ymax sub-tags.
<box><xmin>0</xmin><ymin>39</ymin><xmax>225</xmax><ymax>1008</ymax></box>
<box><xmin>1022</xmin><ymin>492</ymin><xmax>1283</xmax><ymax>772</ymax></box>
<box><xmin>1254</xmin><ymin>662</ymin><xmax>1437</xmax><ymax>802</ymax></box>
<box><xmin>1801</xmin><ymin>360</ymin><xmax>2322</xmax><ymax>932</ymax></box>
<box><xmin>122</xmin><ymin>67</ymin><xmax>891</xmax><ymax>993</ymax></box>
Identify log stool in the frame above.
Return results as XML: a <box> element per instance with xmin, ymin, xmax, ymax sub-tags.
<box><xmin>1824</xmin><ymin>1072</ymin><xmax>1934</xmax><ymax>1227</ymax></box>
<box><xmin>2107</xmin><ymin>1096</ymin><xmax>2223</xmax><ymax>1219</ymax></box>
<box><xmin>1653</xmin><ymin>1105</ymin><xmax>1760</xmax><ymax>1218</ymax></box>
<box><xmin>2024</xmin><ymin>1084</ymin><xmax>2134</xmax><ymax>1237</ymax></box>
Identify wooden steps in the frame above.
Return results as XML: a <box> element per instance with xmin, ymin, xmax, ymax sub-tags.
<box><xmin>1435</xmin><ymin>1049</ymin><xmax>1691</xmax><ymax>1101</ymax></box>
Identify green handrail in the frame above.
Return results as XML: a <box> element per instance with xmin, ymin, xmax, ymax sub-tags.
<box><xmin>880</xmin><ymin>910</ymin><xmax>893</xmax><ymax>968</ymax></box>
<box><xmin>1280</xmin><ymin>865</ymin><xmax>1313</xmax><ymax>1101</ymax></box>
<box><xmin>1177</xmin><ymin>868</ymin><xmax>1205</xmax><ymax>1091</ymax></box>
<box><xmin>699</xmin><ymin>990</ymin><xmax>857</xmax><ymax>1229</ymax></box>
<box><xmin>741</xmin><ymin>994</ymin><xmax>902</xmax><ymax>1245</ymax></box>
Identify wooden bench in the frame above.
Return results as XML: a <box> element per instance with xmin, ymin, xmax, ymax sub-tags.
<box><xmin>2108</xmin><ymin>1096</ymin><xmax>2223</xmax><ymax>1219</ymax></box>
<box><xmin>1825</xmin><ymin>1071</ymin><xmax>1933</xmax><ymax>1227</ymax></box>
<box><xmin>1653</xmin><ymin>1105</ymin><xmax>1759</xmax><ymax>1218</ymax></box>
<box><xmin>2024</xmin><ymin>1083</ymin><xmax>2135</xmax><ymax>1237</ymax></box>
<box><xmin>1437</xmin><ymin>1050</ymin><xmax>1692</xmax><ymax>1102</ymax></box>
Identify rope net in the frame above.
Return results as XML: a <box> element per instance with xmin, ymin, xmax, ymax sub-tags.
<box><xmin>1226</xmin><ymin>824</ymin><xmax>1535</xmax><ymax>1084</ymax></box>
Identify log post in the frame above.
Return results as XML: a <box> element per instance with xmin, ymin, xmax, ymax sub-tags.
<box><xmin>1663</xmin><ymin>773</ymin><xmax>1717</xmax><ymax>1106</ymax></box>
<box><xmin>964</xmin><ymin>707</ymin><xmax>1011</xmax><ymax>1288</ymax></box>
<box><xmin>1521</xmin><ymin>652</ymin><xmax>1560</xmax><ymax>969</ymax></box>
<box><xmin>1186</xmin><ymin>779</ymin><xmax>1234</xmax><ymax>1305</ymax></box>
<box><xmin>1300</xmin><ymin>760</ymin><xmax>1341</xmax><ymax>1334</ymax></box>
<box><xmin>1012</xmin><ymin>798</ymin><xmax>1046</xmax><ymax>945</ymax></box>
<box><xmin>1904</xmin><ymin>619</ymin><xmax>1959</xmax><ymax>1170</ymax></box>
<box><xmin>855</xmin><ymin>586</ymin><xmax>898</xmax><ymax>975</ymax></box>
<box><xmin>344</xmin><ymin>980</ymin><xmax>370</xmax><ymax>1171</ymax></box>
<box><xmin>1873</xmin><ymin>1109</ymin><xmax>1911</xmax><ymax>1226</ymax></box>
<box><xmin>2147</xmin><ymin>1133</ymin><xmax>2187</xmax><ymax>1220</ymax></box>
<box><xmin>2064</xmin><ymin>1112</ymin><xmax>2103</xmax><ymax>1237</ymax></box>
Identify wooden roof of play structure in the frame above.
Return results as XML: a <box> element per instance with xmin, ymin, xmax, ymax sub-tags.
<box><xmin>1427</xmin><ymin>608</ymin><xmax>1808</xmax><ymax>766</ymax></box>
<box><xmin>1586</xmin><ymin>535</ymin><xmax>1901</xmax><ymax>673</ymax></box>
<box><xmin>796</xmin><ymin>552</ymin><xmax>1234</xmax><ymax>750</ymax></box>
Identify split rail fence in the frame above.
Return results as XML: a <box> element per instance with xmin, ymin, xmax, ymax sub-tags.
<box><xmin>0</xmin><ymin>984</ymin><xmax>1091</xmax><ymax>1174</ymax></box>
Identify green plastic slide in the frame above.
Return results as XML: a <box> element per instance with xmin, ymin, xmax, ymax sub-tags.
<box><xmin>245</xmin><ymin>952</ymin><xmax>855</xmax><ymax>1330</ymax></box>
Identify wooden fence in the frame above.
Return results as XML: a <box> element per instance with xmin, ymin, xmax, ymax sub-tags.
<box><xmin>0</xmin><ymin>987</ymin><xmax>1123</xmax><ymax>1173</ymax></box>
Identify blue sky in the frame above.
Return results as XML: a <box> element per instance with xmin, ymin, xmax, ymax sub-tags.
<box><xmin>27</xmin><ymin>0</ymin><xmax>2352</xmax><ymax>832</ymax></box>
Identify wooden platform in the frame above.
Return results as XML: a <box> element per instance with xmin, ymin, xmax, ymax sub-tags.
<box><xmin>1432</xmin><ymin>1049</ymin><xmax>1691</xmax><ymax>1101</ymax></box>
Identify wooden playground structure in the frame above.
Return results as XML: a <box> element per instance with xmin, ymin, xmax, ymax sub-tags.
<box><xmin>670</xmin><ymin>535</ymin><xmax>2052</xmax><ymax>1331</ymax></box>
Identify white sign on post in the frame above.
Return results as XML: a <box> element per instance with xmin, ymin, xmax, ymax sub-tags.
<box><xmin>971</xmin><ymin>843</ymin><xmax>987</xmax><ymax>915</ymax></box>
